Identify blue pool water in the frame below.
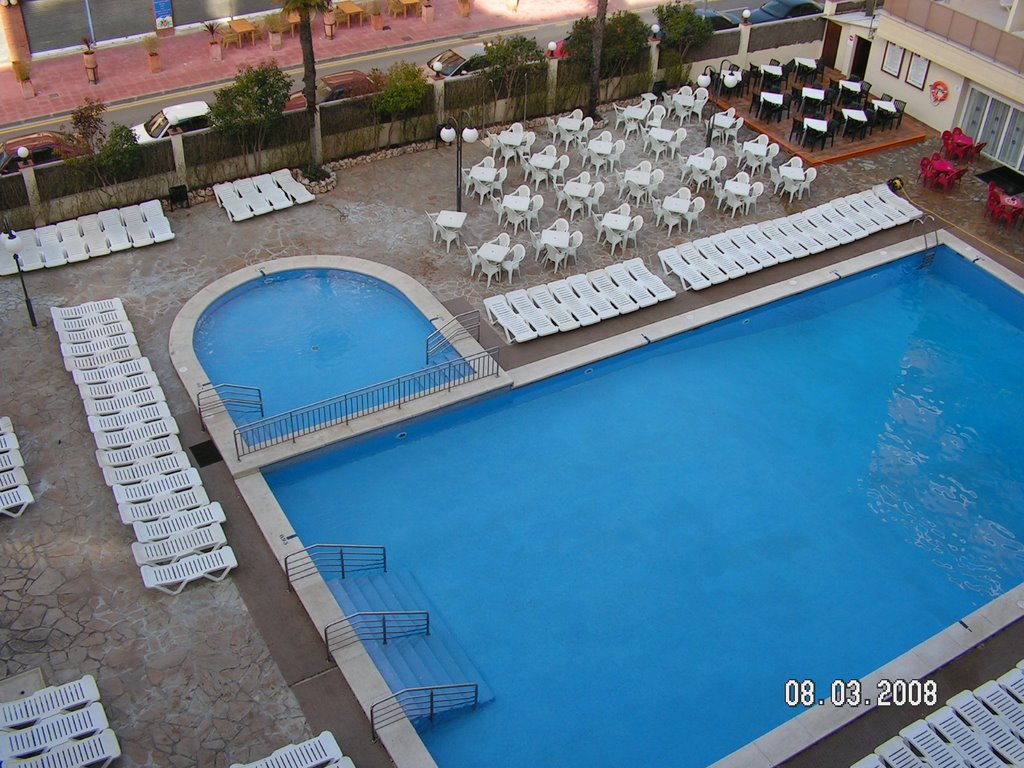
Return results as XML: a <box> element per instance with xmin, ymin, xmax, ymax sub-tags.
<box><xmin>264</xmin><ymin>248</ymin><xmax>1024</xmax><ymax>767</ymax></box>
<box><xmin>193</xmin><ymin>269</ymin><xmax>454</xmax><ymax>419</ymax></box>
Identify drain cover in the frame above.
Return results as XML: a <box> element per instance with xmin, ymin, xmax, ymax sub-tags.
<box><xmin>189</xmin><ymin>439</ymin><xmax>223</xmax><ymax>467</ymax></box>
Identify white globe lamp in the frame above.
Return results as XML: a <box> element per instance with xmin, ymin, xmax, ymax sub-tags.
<box><xmin>696</xmin><ymin>72</ymin><xmax>711</xmax><ymax>88</ymax></box>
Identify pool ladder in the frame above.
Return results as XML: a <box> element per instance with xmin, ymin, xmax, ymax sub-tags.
<box><xmin>912</xmin><ymin>215</ymin><xmax>938</xmax><ymax>267</ymax></box>
<box><xmin>285</xmin><ymin>543</ymin><xmax>387</xmax><ymax>589</ymax></box>
<box><xmin>371</xmin><ymin>684</ymin><xmax>479</xmax><ymax>741</ymax></box>
<box><xmin>426</xmin><ymin>310</ymin><xmax>481</xmax><ymax>364</ymax></box>
<box><xmin>197</xmin><ymin>382</ymin><xmax>264</xmax><ymax>425</ymax></box>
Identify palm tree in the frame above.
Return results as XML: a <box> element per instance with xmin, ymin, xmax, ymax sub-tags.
<box><xmin>281</xmin><ymin>0</ymin><xmax>330</xmax><ymax>171</ymax></box>
<box><xmin>587</xmin><ymin>0</ymin><xmax>608</xmax><ymax>119</ymax></box>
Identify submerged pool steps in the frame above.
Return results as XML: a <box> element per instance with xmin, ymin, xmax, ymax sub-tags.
<box><xmin>328</xmin><ymin>570</ymin><xmax>495</xmax><ymax>721</ymax></box>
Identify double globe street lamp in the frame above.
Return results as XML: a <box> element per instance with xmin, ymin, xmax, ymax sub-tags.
<box><xmin>436</xmin><ymin>110</ymin><xmax>479</xmax><ymax>213</ymax></box>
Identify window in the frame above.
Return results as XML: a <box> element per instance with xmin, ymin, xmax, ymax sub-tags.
<box><xmin>961</xmin><ymin>86</ymin><xmax>1024</xmax><ymax>170</ymax></box>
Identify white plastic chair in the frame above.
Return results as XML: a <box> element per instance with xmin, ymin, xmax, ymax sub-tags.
<box><xmin>625</xmin><ymin>215</ymin><xmax>644</xmax><ymax>250</ymax></box>
<box><xmin>744</xmin><ymin>181</ymin><xmax>764</xmax><ymax>215</ymax></box>
<box><xmin>683</xmin><ymin>196</ymin><xmax>705</xmax><ymax>232</ymax></box>
<box><xmin>584</xmin><ymin>182</ymin><xmax>604</xmax><ymax>218</ymax></box>
<box><xmin>798</xmin><ymin>167</ymin><xmax>817</xmax><ymax>199</ymax></box>
<box><xmin>566</xmin><ymin>230</ymin><xmax>584</xmax><ymax>265</ymax></box>
<box><xmin>525</xmin><ymin>194</ymin><xmax>544</xmax><ymax>231</ymax></box>
<box><xmin>502</xmin><ymin>243</ymin><xmax>526</xmax><ymax>283</ymax></box>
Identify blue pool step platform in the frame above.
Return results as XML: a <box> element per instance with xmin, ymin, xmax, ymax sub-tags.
<box><xmin>326</xmin><ymin>570</ymin><xmax>494</xmax><ymax>716</ymax></box>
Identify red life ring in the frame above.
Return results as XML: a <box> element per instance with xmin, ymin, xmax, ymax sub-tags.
<box><xmin>930</xmin><ymin>81</ymin><xmax>949</xmax><ymax>104</ymax></box>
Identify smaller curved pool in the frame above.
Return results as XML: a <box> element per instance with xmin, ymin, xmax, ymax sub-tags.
<box><xmin>193</xmin><ymin>269</ymin><xmax>455</xmax><ymax>419</ymax></box>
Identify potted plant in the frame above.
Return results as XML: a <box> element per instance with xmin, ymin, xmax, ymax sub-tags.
<box><xmin>323</xmin><ymin>6</ymin><xmax>337</xmax><ymax>38</ymax></box>
<box><xmin>421</xmin><ymin>1</ymin><xmax>434</xmax><ymax>22</ymax></box>
<box><xmin>457</xmin><ymin>0</ymin><xmax>471</xmax><ymax>16</ymax></box>
<box><xmin>265</xmin><ymin>13</ymin><xmax>287</xmax><ymax>51</ymax></box>
<box><xmin>12</xmin><ymin>60</ymin><xmax>34</xmax><ymax>99</ymax></box>
<box><xmin>204</xmin><ymin>21</ymin><xmax>222</xmax><ymax>61</ymax></box>
<box><xmin>82</xmin><ymin>37</ymin><xmax>98</xmax><ymax>83</ymax></box>
<box><xmin>142</xmin><ymin>34</ymin><xmax>161</xmax><ymax>73</ymax></box>
<box><xmin>369</xmin><ymin>0</ymin><xmax>385</xmax><ymax>30</ymax></box>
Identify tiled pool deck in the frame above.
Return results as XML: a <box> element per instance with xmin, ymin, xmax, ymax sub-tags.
<box><xmin>1</xmin><ymin>109</ymin><xmax>1022</xmax><ymax>768</ymax></box>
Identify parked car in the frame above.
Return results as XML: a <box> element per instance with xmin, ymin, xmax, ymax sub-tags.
<box><xmin>697</xmin><ymin>9</ymin><xmax>740</xmax><ymax>30</ymax></box>
<box><xmin>284</xmin><ymin>70</ymin><xmax>379</xmax><ymax>112</ymax></box>
<box><xmin>131</xmin><ymin>101</ymin><xmax>211</xmax><ymax>144</ymax></box>
<box><xmin>724</xmin><ymin>0</ymin><xmax>823</xmax><ymax>23</ymax></box>
<box><xmin>425</xmin><ymin>44</ymin><xmax>488</xmax><ymax>79</ymax></box>
<box><xmin>0</xmin><ymin>131</ymin><xmax>81</xmax><ymax>175</ymax></box>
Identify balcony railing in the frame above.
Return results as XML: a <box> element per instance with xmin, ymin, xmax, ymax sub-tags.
<box><xmin>884</xmin><ymin>0</ymin><xmax>1024</xmax><ymax>74</ymax></box>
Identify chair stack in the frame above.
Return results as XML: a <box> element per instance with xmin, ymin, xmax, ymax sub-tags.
<box><xmin>658</xmin><ymin>185</ymin><xmax>921</xmax><ymax>292</ymax></box>
<box><xmin>850</xmin><ymin>658</ymin><xmax>1024</xmax><ymax>768</ymax></box>
<box><xmin>0</xmin><ymin>202</ymin><xmax>174</xmax><ymax>277</ymax></box>
<box><xmin>482</xmin><ymin>258</ymin><xmax>675</xmax><ymax>344</ymax></box>
<box><xmin>228</xmin><ymin>731</ymin><xmax>354</xmax><ymax>768</ymax></box>
<box><xmin>0</xmin><ymin>674</ymin><xmax>121</xmax><ymax>768</ymax></box>
<box><xmin>51</xmin><ymin>298</ymin><xmax>237</xmax><ymax>595</ymax></box>
<box><xmin>213</xmin><ymin>172</ymin><xmax>314</xmax><ymax>222</ymax></box>
<box><xmin>0</xmin><ymin>417</ymin><xmax>34</xmax><ymax>518</ymax></box>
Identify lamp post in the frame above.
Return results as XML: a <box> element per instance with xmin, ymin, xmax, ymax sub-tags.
<box><xmin>437</xmin><ymin>112</ymin><xmax>479</xmax><ymax>213</ymax></box>
<box><xmin>696</xmin><ymin>66</ymin><xmax>713</xmax><ymax>89</ymax></box>
<box><xmin>547</xmin><ymin>40</ymin><xmax>558</xmax><ymax>58</ymax></box>
<box><xmin>1</xmin><ymin>216</ymin><xmax>36</xmax><ymax>328</ymax></box>
<box><xmin>650</xmin><ymin>23</ymin><xmax>660</xmax><ymax>40</ymax></box>
<box><xmin>741</xmin><ymin>8</ymin><xmax>751</xmax><ymax>22</ymax></box>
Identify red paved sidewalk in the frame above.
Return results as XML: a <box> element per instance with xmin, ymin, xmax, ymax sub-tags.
<box><xmin>0</xmin><ymin>0</ymin><xmax>638</xmax><ymax>128</ymax></box>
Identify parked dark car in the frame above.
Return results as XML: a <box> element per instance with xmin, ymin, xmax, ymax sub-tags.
<box><xmin>425</xmin><ymin>44</ymin><xmax>489</xmax><ymax>79</ymax></box>
<box><xmin>697</xmin><ymin>9</ymin><xmax>740</xmax><ymax>30</ymax></box>
<box><xmin>0</xmin><ymin>131</ymin><xmax>81</xmax><ymax>175</ymax></box>
<box><xmin>724</xmin><ymin>0</ymin><xmax>823</xmax><ymax>23</ymax></box>
<box><xmin>284</xmin><ymin>70</ymin><xmax>378</xmax><ymax>112</ymax></box>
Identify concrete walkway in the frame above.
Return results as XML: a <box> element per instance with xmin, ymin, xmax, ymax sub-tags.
<box><xmin>0</xmin><ymin>102</ymin><xmax>1021</xmax><ymax>768</ymax></box>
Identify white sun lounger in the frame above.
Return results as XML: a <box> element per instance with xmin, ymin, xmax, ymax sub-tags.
<box><xmin>947</xmin><ymin>690</ymin><xmax>1024</xmax><ymax>764</ymax></box>
<box><xmin>898</xmin><ymin>718</ymin><xmax>974</xmax><ymax>768</ymax></box>
<box><xmin>586</xmin><ymin>270</ymin><xmax>642</xmax><ymax>313</ymax></box>
<box><xmin>565</xmin><ymin>274</ymin><xmax>622</xmax><ymax>318</ymax></box>
<box><xmin>80</xmin><ymin>371</ymin><xmax>160</xmax><ymax>400</ymax></box>
<box><xmin>603</xmin><ymin>263</ymin><xmax>660</xmax><ymax>307</ymax></box>
<box><xmin>737</xmin><ymin>224</ymin><xmax>793</xmax><ymax>263</ymax></box>
<box><xmin>64</xmin><ymin>345</ymin><xmax>141</xmax><ymax>372</ymax></box>
<box><xmin>0</xmin><ymin>702</ymin><xmax>108</xmax><ymax>760</ymax></box>
<box><xmin>228</xmin><ymin>730</ymin><xmax>345</xmax><ymax>768</ymax></box>
<box><xmin>96</xmin><ymin>434</ymin><xmax>182</xmax><ymax>469</ymax></box>
<box><xmin>87</xmin><ymin>403</ymin><xmax>173</xmax><ymax>434</ymax></box>
<box><xmin>858</xmin><ymin>191</ymin><xmax>911</xmax><ymax>226</ymax></box>
<box><xmin>101</xmin><ymin>451</ymin><xmax>192</xmax><ymax>487</ymax></box>
<box><xmin>78</xmin><ymin>215</ymin><xmax>112</xmax><ymax>257</ymax></box>
<box><xmin>84</xmin><ymin>387</ymin><xmax>166</xmax><ymax>417</ymax></box>
<box><xmin>55</xmin><ymin>221</ymin><xmax>90</xmax><ymax>263</ymax></box>
<box><xmin>656</xmin><ymin>247</ymin><xmax>710</xmax><ymax>291</ymax></box>
<box><xmin>844</xmin><ymin>193</ymin><xmax>897</xmax><ymax>229</ymax></box>
<box><xmin>830</xmin><ymin>199</ymin><xmax>881</xmax><ymax>235</ymax></box>
<box><xmin>139</xmin><ymin>199</ymin><xmax>166</xmax><ymax>222</ymax></box>
<box><xmin>0</xmin><ymin>674</ymin><xmax>100</xmax><ymax>731</ymax></box>
<box><xmin>72</xmin><ymin>357</ymin><xmax>152</xmax><ymax>385</ymax></box>
<box><xmin>233</xmin><ymin>178</ymin><xmax>274</xmax><ymax>216</ymax></box>
<box><xmin>676</xmin><ymin>243</ymin><xmax>729</xmax><ymax>284</ymax></box>
<box><xmin>141</xmin><ymin>546</ymin><xmax>237</xmax><ymax>594</ymax></box>
<box><xmin>772</xmin><ymin>217</ymin><xmax>828</xmax><ymax>254</ymax></box>
<box><xmin>112</xmin><ymin>467</ymin><xmax>202</xmax><ymax>505</ymax></box>
<box><xmin>547</xmin><ymin>280</ymin><xmax>601</xmax><ymax>325</ymax></box>
<box><xmin>52</xmin><ymin>299</ymin><xmax>124</xmax><ymax>322</ymax></box>
<box><xmin>0</xmin><ymin>416</ymin><xmax>12</xmax><ymax>434</ymax></box>
<box><xmin>1</xmin><ymin>485</ymin><xmax>34</xmax><ymax>518</ymax></box>
<box><xmin>482</xmin><ymin>295</ymin><xmax>539</xmax><ymax>344</ymax></box>
<box><xmin>270</xmin><ymin>169</ymin><xmax>316</xmax><ymax>204</ymax></box>
<box><xmin>524</xmin><ymin>286</ymin><xmax>581</xmax><ymax>332</ymax></box>
<box><xmin>873</xmin><ymin>183</ymin><xmax>921</xmax><ymax>219</ymax></box>
<box><xmin>0</xmin><ymin>467</ymin><xmax>29</xmax><ymax>491</ymax></box>
<box><xmin>975</xmin><ymin>680</ymin><xmax>1024</xmax><ymax>738</ymax></box>
<box><xmin>213</xmin><ymin>183</ymin><xmax>255</xmax><ymax>222</ymax></box>
<box><xmin>623</xmin><ymin>258</ymin><xmax>677</xmax><ymax>301</ymax></box>
<box><xmin>0</xmin><ymin>432</ymin><xmax>20</xmax><ymax>452</ymax></box>
<box><xmin>61</xmin><ymin>333</ymin><xmax>138</xmax><ymax>361</ymax></box>
<box><xmin>53</xmin><ymin>308</ymin><xmax>130</xmax><ymax>334</ymax></box>
<box><xmin>132</xmin><ymin>523</ymin><xmax>227</xmax><ymax>566</ymax></box>
<box><xmin>0</xmin><ymin>449</ymin><xmax>25</xmax><ymax>471</ymax></box>
<box><xmin>10</xmin><ymin>230</ymin><xmax>47</xmax><ymax>271</ymax></box>
<box><xmin>253</xmin><ymin>174</ymin><xmax>294</xmax><ymax>211</ymax></box>
<box><xmin>811</xmin><ymin>205</ymin><xmax>864</xmax><ymax>241</ymax></box>
<box><xmin>926</xmin><ymin>706</ymin><xmax>1005</xmax><ymax>768</ymax></box>
<box><xmin>94</xmin><ymin>418</ymin><xmax>180</xmax><ymax>451</ymax></box>
<box><xmin>138</xmin><ymin>200</ymin><xmax>174</xmax><ymax>242</ymax></box>
<box><xmin>119</xmin><ymin>205</ymin><xmax>155</xmax><ymax>248</ymax></box>
<box><xmin>850</xmin><ymin>756</ymin><xmax>886</xmax><ymax>768</ymax></box>
<box><xmin>118</xmin><ymin>487</ymin><xmax>211</xmax><ymax>525</ymax></box>
<box><xmin>694</xmin><ymin>238</ymin><xmax>745</xmax><ymax>280</ymax></box>
<box><xmin>97</xmin><ymin>209</ymin><xmax>133</xmax><ymax>252</ymax></box>
<box><xmin>5</xmin><ymin>729</ymin><xmax>121</xmax><ymax>768</ymax></box>
<box><xmin>726</xmin><ymin>231</ymin><xmax>778</xmax><ymax>268</ymax></box>
<box><xmin>133</xmin><ymin>502</ymin><xmax>226</xmax><ymax>542</ymax></box>
<box><xmin>710</xmin><ymin>234</ymin><xmax>762</xmax><ymax>275</ymax></box>
<box><xmin>757</xmin><ymin>220</ymin><xmax>813</xmax><ymax>258</ymax></box>
<box><xmin>506</xmin><ymin>290</ymin><xmax>561</xmax><ymax>336</ymax></box>
<box><xmin>59</xmin><ymin>321</ymin><xmax>134</xmax><ymax>345</ymax></box>
<box><xmin>875</xmin><ymin>735</ymin><xmax>929</xmax><ymax>768</ymax></box>
<box><xmin>999</xmin><ymin>668</ymin><xmax>1024</xmax><ymax>708</ymax></box>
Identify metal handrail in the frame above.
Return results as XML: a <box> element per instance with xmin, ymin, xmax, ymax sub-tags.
<box><xmin>284</xmin><ymin>544</ymin><xmax>386</xmax><ymax>590</ymax></box>
<box><xmin>426</xmin><ymin>310</ymin><xmax>480</xmax><ymax>363</ymax></box>
<box><xmin>197</xmin><ymin>382</ymin><xmax>264</xmax><ymax>421</ymax></box>
<box><xmin>324</xmin><ymin>611</ymin><xmax>430</xmax><ymax>657</ymax></box>
<box><xmin>370</xmin><ymin>683</ymin><xmax>479</xmax><ymax>741</ymax></box>
<box><xmin>233</xmin><ymin>348</ymin><xmax>500</xmax><ymax>459</ymax></box>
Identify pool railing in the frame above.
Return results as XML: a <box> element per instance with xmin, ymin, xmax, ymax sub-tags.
<box><xmin>371</xmin><ymin>684</ymin><xmax>480</xmax><ymax>741</ymax></box>
<box><xmin>233</xmin><ymin>347</ymin><xmax>501</xmax><ymax>459</ymax></box>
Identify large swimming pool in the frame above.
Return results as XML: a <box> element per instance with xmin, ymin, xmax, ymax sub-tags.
<box><xmin>264</xmin><ymin>247</ymin><xmax>1024</xmax><ymax>767</ymax></box>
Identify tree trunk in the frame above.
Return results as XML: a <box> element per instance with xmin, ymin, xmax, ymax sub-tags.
<box><xmin>299</xmin><ymin>10</ymin><xmax>322</xmax><ymax>169</ymax></box>
<box><xmin>588</xmin><ymin>0</ymin><xmax>608</xmax><ymax>119</ymax></box>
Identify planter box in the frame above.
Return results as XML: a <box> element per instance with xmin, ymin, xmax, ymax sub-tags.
<box><xmin>148</xmin><ymin>53</ymin><xmax>161</xmax><ymax>73</ymax></box>
<box><xmin>422</xmin><ymin>4</ymin><xmax>434</xmax><ymax>22</ymax></box>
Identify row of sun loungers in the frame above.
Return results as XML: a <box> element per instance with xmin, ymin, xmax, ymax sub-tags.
<box><xmin>1</xmin><ymin>417</ymin><xmax>34</xmax><ymax>518</ymax></box>
<box><xmin>213</xmin><ymin>171</ymin><xmax>315</xmax><ymax>222</ymax></box>
<box><xmin>0</xmin><ymin>674</ymin><xmax>121</xmax><ymax>768</ymax></box>
<box><xmin>658</xmin><ymin>185</ymin><xmax>922</xmax><ymax>291</ymax></box>
<box><xmin>51</xmin><ymin>298</ymin><xmax>237</xmax><ymax>595</ymax></box>
<box><xmin>483</xmin><ymin>258</ymin><xmax>675</xmax><ymax>343</ymax></box>
<box><xmin>228</xmin><ymin>731</ymin><xmax>354</xmax><ymax>768</ymax></box>
<box><xmin>0</xmin><ymin>202</ymin><xmax>174</xmax><ymax>276</ymax></box>
<box><xmin>851</xmin><ymin>658</ymin><xmax>1024</xmax><ymax>768</ymax></box>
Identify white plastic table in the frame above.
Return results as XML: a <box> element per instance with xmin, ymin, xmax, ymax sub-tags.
<box><xmin>502</xmin><ymin>194</ymin><xmax>530</xmax><ymax>212</ymax></box>
<box><xmin>541</xmin><ymin>230</ymin><xmax>570</xmax><ymax>249</ymax></box>
<box><xmin>743</xmin><ymin>141</ymin><xmax>768</xmax><ymax>157</ymax></box>
<box><xmin>436</xmin><ymin>210</ymin><xmax>466</xmax><ymax>229</ymax></box>
<box><xmin>839</xmin><ymin>79</ymin><xmax>861</xmax><ymax>93</ymax></box>
<box><xmin>498</xmin><ymin>130</ymin><xmax>524</xmax><ymax>147</ymax></box>
<box><xmin>648</xmin><ymin>127</ymin><xmax>674</xmax><ymax>143</ymax></box>
<box><xmin>470</xmin><ymin>166</ymin><xmax>496</xmax><ymax>183</ymax></box>
<box><xmin>802</xmin><ymin>87</ymin><xmax>825</xmax><ymax>101</ymax></box>
<box><xmin>712</xmin><ymin>113</ymin><xmax>735</xmax><ymax>129</ymax></box>
<box><xmin>686</xmin><ymin>154</ymin><xmax>713</xmax><ymax>172</ymax></box>
<box><xmin>529</xmin><ymin>153</ymin><xmax>557</xmax><ymax>170</ymax></box>
<box><xmin>601</xmin><ymin>212</ymin><xmax>631</xmax><ymax>231</ymax></box>
<box><xmin>842</xmin><ymin>108</ymin><xmax>868</xmax><ymax>123</ymax></box>
<box><xmin>625</xmin><ymin>169</ymin><xmax>651</xmax><ymax>186</ymax></box>
<box><xmin>478</xmin><ymin>243</ymin><xmax>510</xmax><ymax>263</ymax></box>
<box><xmin>779</xmin><ymin>165</ymin><xmax>805</xmax><ymax>181</ymax></box>
<box><xmin>760</xmin><ymin>92</ymin><xmax>783</xmax><ymax>106</ymax></box>
<box><xmin>557</xmin><ymin>116</ymin><xmax>582</xmax><ymax>133</ymax></box>
<box><xmin>564</xmin><ymin>181</ymin><xmax>591</xmax><ymax>199</ymax></box>
<box><xmin>588</xmin><ymin>139</ymin><xmax>614</xmax><ymax>156</ymax></box>
<box><xmin>872</xmin><ymin>99</ymin><xmax>897</xmax><ymax>113</ymax></box>
<box><xmin>662</xmin><ymin>196</ymin><xmax>691</xmax><ymax>214</ymax></box>
<box><xmin>623</xmin><ymin>105</ymin><xmax>648</xmax><ymax>121</ymax></box>
<box><xmin>725</xmin><ymin>180</ymin><xmax>750</xmax><ymax>197</ymax></box>
<box><xmin>804</xmin><ymin>117</ymin><xmax>828</xmax><ymax>133</ymax></box>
